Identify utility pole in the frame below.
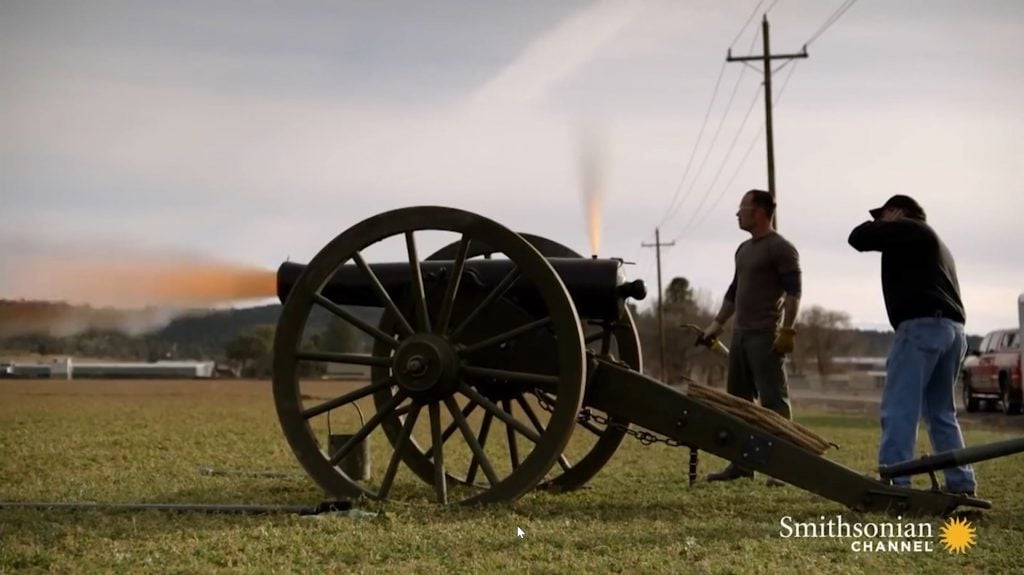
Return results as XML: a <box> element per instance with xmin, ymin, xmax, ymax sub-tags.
<box><xmin>642</xmin><ymin>228</ymin><xmax>675</xmax><ymax>380</ymax></box>
<box><xmin>727</xmin><ymin>14</ymin><xmax>808</xmax><ymax>230</ymax></box>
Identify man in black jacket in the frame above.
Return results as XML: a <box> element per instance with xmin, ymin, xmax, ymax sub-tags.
<box><xmin>848</xmin><ymin>195</ymin><xmax>976</xmax><ymax>495</ymax></box>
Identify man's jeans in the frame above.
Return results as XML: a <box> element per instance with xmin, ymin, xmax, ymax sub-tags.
<box><xmin>880</xmin><ymin>317</ymin><xmax>976</xmax><ymax>492</ymax></box>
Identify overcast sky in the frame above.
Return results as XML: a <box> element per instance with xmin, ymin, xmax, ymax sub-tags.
<box><xmin>2</xmin><ymin>0</ymin><xmax>1022</xmax><ymax>334</ymax></box>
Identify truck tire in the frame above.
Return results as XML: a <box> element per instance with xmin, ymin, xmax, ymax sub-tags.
<box><xmin>961</xmin><ymin>372</ymin><xmax>980</xmax><ymax>413</ymax></box>
<box><xmin>1000</xmin><ymin>372</ymin><xmax>1022</xmax><ymax>415</ymax></box>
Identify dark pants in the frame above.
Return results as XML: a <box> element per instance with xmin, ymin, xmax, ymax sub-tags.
<box><xmin>727</xmin><ymin>329</ymin><xmax>792</xmax><ymax>420</ymax></box>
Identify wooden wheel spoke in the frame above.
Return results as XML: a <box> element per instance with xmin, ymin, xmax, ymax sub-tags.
<box><xmin>535</xmin><ymin>390</ymin><xmax>558</xmax><ymax>405</ymax></box>
<box><xmin>327</xmin><ymin>390</ymin><xmax>407</xmax><ymax>466</ymax></box>
<box><xmin>462</xmin><ymin>365</ymin><xmax>559</xmax><ymax>385</ymax></box>
<box><xmin>379</xmin><ymin>403</ymin><xmax>422</xmax><ymax>498</ymax></box>
<box><xmin>598</xmin><ymin>329</ymin><xmax>612</xmax><ymax>355</ymax></box>
<box><xmin>445</xmin><ymin>397</ymin><xmax>499</xmax><ymax>486</ymax></box>
<box><xmin>460</xmin><ymin>317</ymin><xmax>552</xmax><ymax>355</ymax></box>
<box><xmin>466</xmin><ymin>411</ymin><xmax>495</xmax><ymax>484</ymax></box>
<box><xmin>296</xmin><ymin>350</ymin><xmax>390</xmax><ymax>367</ymax></box>
<box><xmin>313</xmin><ymin>293</ymin><xmax>400</xmax><ymax>349</ymax></box>
<box><xmin>459</xmin><ymin>383</ymin><xmax>541</xmax><ymax>443</ymax></box>
<box><xmin>393</xmin><ymin>401</ymin><xmax>416</xmax><ymax>418</ymax></box>
<box><xmin>426</xmin><ymin>401</ymin><xmax>478</xmax><ymax>461</ymax></box>
<box><xmin>428</xmin><ymin>402</ymin><xmax>447</xmax><ymax>504</ymax></box>
<box><xmin>352</xmin><ymin>251</ymin><xmax>415</xmax><ymax>337</ymax></box>
<box><xmin>301</xmin><ymin>378</ymin><xmax>392</xmax><ymax>419</ymax></box>
<box><xmin>449</xmin><ymin>267</ymin><xmax>521</xmax><ymax>342</ymax></box>
<box><xmin>433</xmin><ymin>235</ymin><xmax>471</xmax><ymax>336</ymax></box>
<box><xmin>516</xmin><ymin>395</ymin><xmax>572</xmax><ymax>471</ymax></box>
<box><xmin>583</xmin><ymin>324</ymin><xmax>613</xmax><ymax>355</ymax></box>
<box><xmin>404</xmin><ymin>231</ymin><xmax>431</xmax><ymax>332</ymax></box>
<box><xmin>555</xmin><ymin>455</ymin><xmax>572</xmax><ymax>473</ymax></box>
<box><xmin>502</xmin><ymin>399</ymin><xmax>520</xmax><ymax>470</ymax></box>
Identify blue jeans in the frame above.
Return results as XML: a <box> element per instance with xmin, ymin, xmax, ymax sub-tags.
<box><xmin>880</xmin><ymin>317</ymin><xmax>976</xmax><ymax>492</ymax></box>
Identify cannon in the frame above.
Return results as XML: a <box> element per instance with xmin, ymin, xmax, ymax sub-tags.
<box><xmin>273</xmin><ymin>206</ymin><xmax>1014</xmax><ymax>515</ymax></box>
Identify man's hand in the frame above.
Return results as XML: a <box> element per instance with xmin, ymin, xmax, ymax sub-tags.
<box><xmin>696</xmin><ymin>320</ymin><xmax>723</xmax><ymax>347</ymax></box>
<box><xmin>880</xmin><ymin>207</ymin><xmax>905</xmax><ymax>222</ymax></box>
<box><xmin>773</xmin><ymin>327</ymin><xmax>796</xmax><ymax>354</ymax></box>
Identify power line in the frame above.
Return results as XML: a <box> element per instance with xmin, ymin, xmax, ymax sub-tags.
<box><xmin>730</xmin><ymin>0</ymin><xmax>782</xmax><ymax>47</ymax></box>
<box><xmin>657</xmin><ymin>60</ymin><xmax>727</xmax><ymax>228</ymax></box>
<box><xmin>690</xmin><ymin>127</ymin><xmax>765</xmax><ymax>235</ymax></box>
<box><xmin>642</xmin><ymin>229</ymin><xmax>675</xmax><ymax>380</ymax></box>
<box><xmin>639</xmin><ymin>253</ymin><xmax>657</xmax><ymax>286</ymax></box>
<box><xmin>741</xmin><ymin>61</ymin><xmax>762</xmax><ymax>74</ymax></box>
<box><xmin>689</xmin><ymin>61</ymin><xmax>801</xmax><ymax>236</ymax></box>
<box><xmin>807</xmin><ymin>0</ymin><xmax>857</xmax><ymax>46</ymax></box>
<box><xmin>724</xmin><ymin>15</ymin><xmax>808</xmax><ymax>230</ymax></box>
<box><xmin>777</xmin><ymin>59</ymin><xmax>801</xmax><ymax>96</ymax></box>
<box><xmin>771</xmin><ymin>59</ymin><xmax>795</xmax><ymax>75</ymax></box>
<box><xmin>666</xmin><ymin>0</ymin><xmax>834</xmax><ymax>242</ymax></box>
<box><xmin>662</xmin><ymin>28</ymin><xmax>761</xmax><ymax>226</ymax></box>
<box><xmin>805</xmin><ymin>0</ymin><xmax>859</xmax><ymax>47</ymax></box>
<box><xmin>729</xmin><ymin>0</ymin><xmax>766</xmax><ymax>48</ymax></box>
<box><xmin>682</xmin><ymin>60</ymin><xmax>801</xmax><ymax>238</ymax></box>
<box><xmin>661</xmin><ymin>28</ymin><xmax>761</xmax><ymax>228</ymax></box>
<box><xmin>658</xmin><ymin>0</ymin><xmax>788</xmax><ymax>231</ymax></box>
<box><xmin>671</xmin><ymin>82</ymin><xmax>764</xmax><ymax>242</ymax></box>
<box><xmin>653</xmin><ymin>0</ymin><xmax>789</xmax><ymax>243</ymax></box>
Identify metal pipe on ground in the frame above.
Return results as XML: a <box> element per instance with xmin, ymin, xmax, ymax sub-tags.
<box><xmin>0</xmin><ymin>500</ymin><xmax>353</xmax><ymax>515</ymax></box>
<box><xmin>879</xmin><ymin>436</ymin><xmax>1024</xmax><ymax>479</ymax></box>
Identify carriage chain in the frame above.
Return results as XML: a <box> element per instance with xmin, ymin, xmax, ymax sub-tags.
<box><xmin>531</xmin><ymin>390</ymin><xmax>687</xmax><ymax>449</ymax></box>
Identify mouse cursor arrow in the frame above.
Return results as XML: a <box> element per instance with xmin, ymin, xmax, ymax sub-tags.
<box><xmin>516</xmin><ymin>527</ymin><xmax>525</xmax><ymax>538</ymax></box>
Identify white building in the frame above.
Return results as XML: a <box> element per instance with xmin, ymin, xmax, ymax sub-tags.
<box><xmin>71</xmin><ymin>360</ymin><xmax>215</xmax><ymax>379</ymax></box>
<box><xmin>0</xmin><ymin>358</ymin><xmax>215</xmax><ymax>379</ymax></box>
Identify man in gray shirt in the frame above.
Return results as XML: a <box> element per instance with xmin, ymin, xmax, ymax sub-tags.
<box><xmin>700</xmin><ymin>189</ymin><xmax>802</xmax><ymax>482</ymax></box>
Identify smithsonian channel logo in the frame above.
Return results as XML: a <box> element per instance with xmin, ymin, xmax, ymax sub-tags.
<box><xmin>779</xmin><ymin>515</ymin><xmax>977</xmax><ymax>553</ymax></box>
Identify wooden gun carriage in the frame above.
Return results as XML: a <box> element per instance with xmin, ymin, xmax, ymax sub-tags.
<box><xmin>273</xmin><ymin>206</ymin><xmax>1020</xmax><ymax>515</ymax></box>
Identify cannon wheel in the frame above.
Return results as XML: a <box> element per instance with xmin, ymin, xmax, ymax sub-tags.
<box><xmin>273</xmin><ymin>206</ymin><xmax>586</xmax><ymax>504</ymax></box>
<box><xmin>381</xmin><ymin>234</ymin><xmax>639</xmax><ymax>492</ymax></box>
<box><xmin>369</xmin><ymin>234</ymin><xmax>636</xmax><ymax>495</ymax></box>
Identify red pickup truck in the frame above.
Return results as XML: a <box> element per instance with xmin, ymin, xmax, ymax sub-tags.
<box><xmin>960</xmin><ymin>294</ymin><xmax>1024</xmax><ymax>415</ymax></box>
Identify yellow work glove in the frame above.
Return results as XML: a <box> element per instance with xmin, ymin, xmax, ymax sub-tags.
<box><xmin>773</xmin><ymin>327</ymin><xmax>796</xmax><ymax>354</ymax></box>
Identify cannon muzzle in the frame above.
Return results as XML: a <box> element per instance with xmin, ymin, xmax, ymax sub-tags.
<box><xmin>277</xmin><ymin>258</ymin><xmax>644</xmax><ymax>321</ymax></box>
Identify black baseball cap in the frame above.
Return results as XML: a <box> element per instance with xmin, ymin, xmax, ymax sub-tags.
<box><xmin>869</xmin><ymin>195</ymin><xmax>926</xmax><ymax>220</ymax></box>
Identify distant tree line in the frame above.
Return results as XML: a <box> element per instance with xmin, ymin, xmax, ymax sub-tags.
<box><xmin>628</xmin><ymin>277</ymin><xmax>981</xmax><ymax>385</ymax></box>
<box><xmin>223</xmin><ymin>317</ymin><xmax>371</xmax><ymax>378</ymax></box>
<box><xmin>0</xmin><ymin>300</ymin><xmax>377</xmax><ymax>378</ymax></box>
<box><xmin>0</xmin><ymin>296</ymin><xmax>979</xmax><ymax>381</ymax></box>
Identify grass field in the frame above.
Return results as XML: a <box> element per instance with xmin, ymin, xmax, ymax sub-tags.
<box><xmin>1</xmin><ymin>379</ymin><xmax>1022</xmax><ymax>574</ymax></box>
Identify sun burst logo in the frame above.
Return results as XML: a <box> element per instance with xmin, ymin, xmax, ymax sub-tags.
<box><xmin>940</xmin><ymin>517</ymin><xmax>977</xmax><ymax>554</ymax></box>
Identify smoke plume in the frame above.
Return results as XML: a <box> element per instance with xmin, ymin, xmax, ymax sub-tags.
<box><xmin>579</xmin><ymin>125</ymin><xmax>606</xmax><ymax>256</ymax></box>
<box><xmin>0</xmin><ymin>241</ymin><xmax>276</xmax><ymax>337</ymax></box>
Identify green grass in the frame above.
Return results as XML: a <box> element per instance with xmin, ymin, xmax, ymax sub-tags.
<box><xmin>1</xmin><ymin>380</ymin><xmax>1022</xmax><ymax>574</ymax></box>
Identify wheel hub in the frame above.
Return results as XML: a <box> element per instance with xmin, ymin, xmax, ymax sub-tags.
<box><xmin>392</xmin><ymin>334</ymin><xmax>460</xmax><ymax>399</ymax></box>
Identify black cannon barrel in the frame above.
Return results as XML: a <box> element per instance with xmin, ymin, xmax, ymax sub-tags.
<box><xmin>878</xmin><ymin>436</ymin><xmax>1024</xmax><ymax>479</ymax></box>
<box><xmin>278</xmin><ymin>258</ymin><xmax>645</xmax><ymax>321</ymax></box>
